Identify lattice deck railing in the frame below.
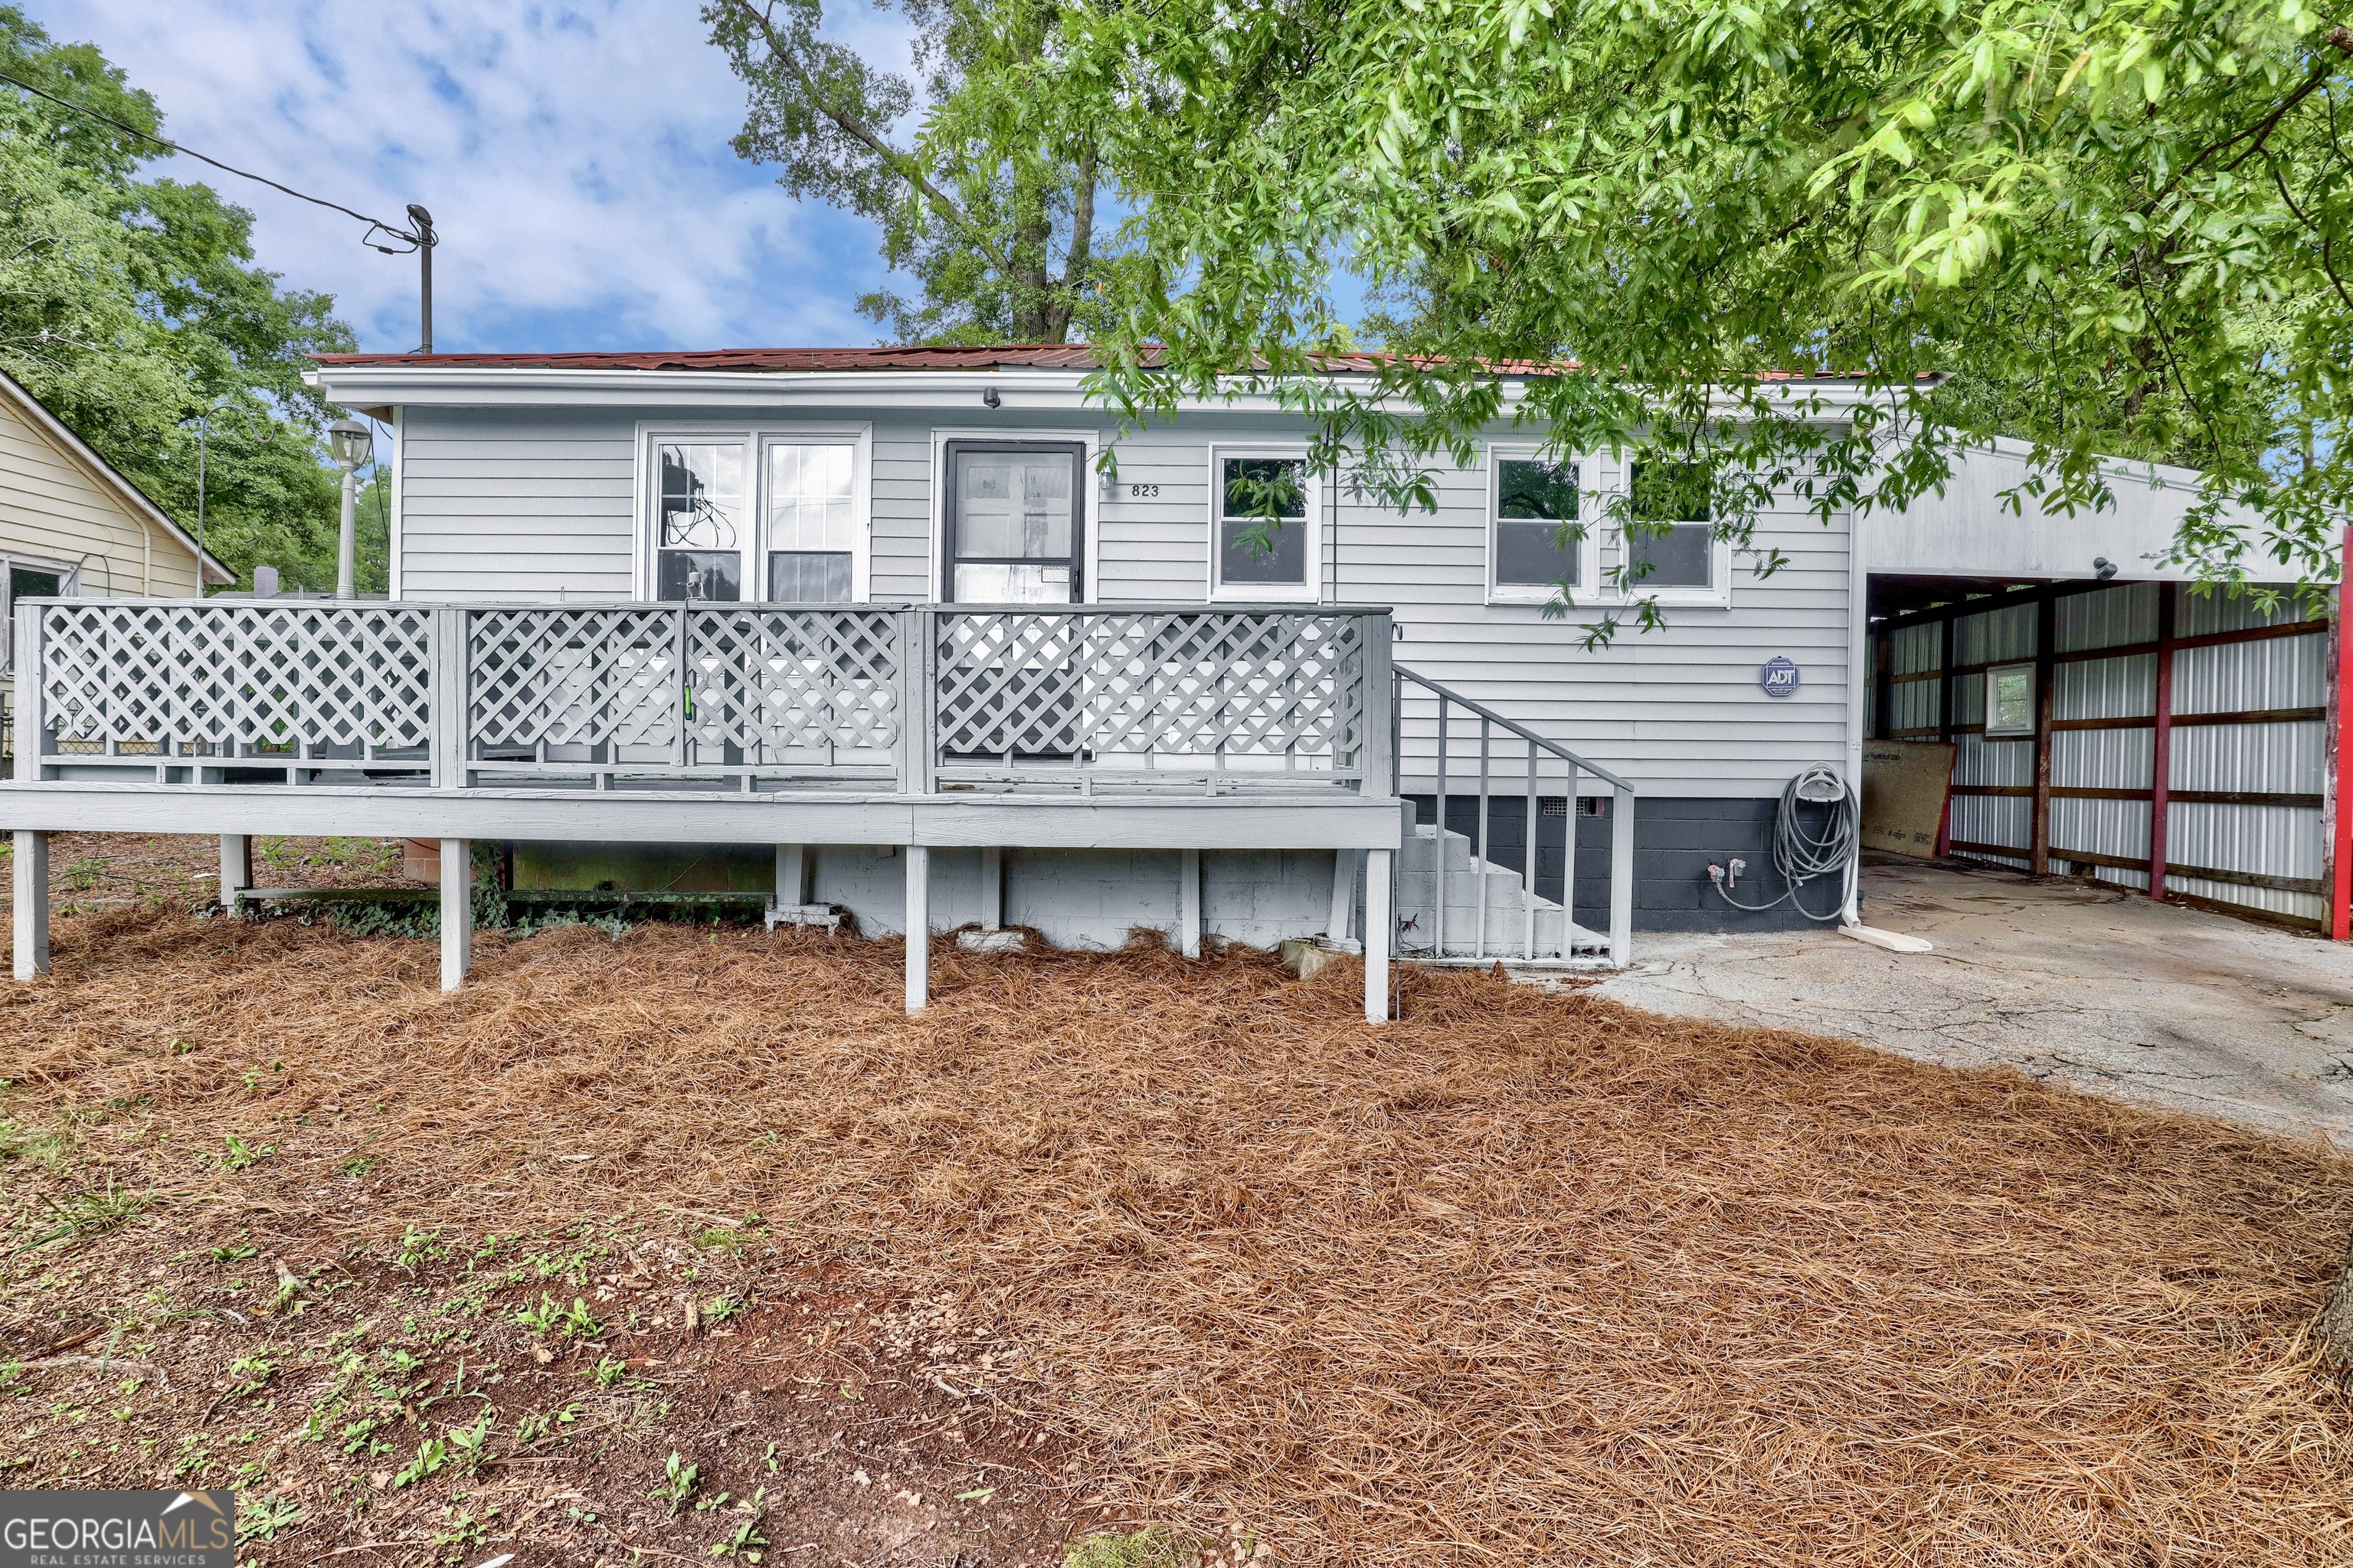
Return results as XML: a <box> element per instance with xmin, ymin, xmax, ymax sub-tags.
<box><xmin>9</xmin><ymin>600</ymin><xmax>1389</xmax><ymax>794</ymax></box>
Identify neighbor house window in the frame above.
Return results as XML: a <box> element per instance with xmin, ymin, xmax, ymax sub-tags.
<box><xmin>0</xmin><ymin>555</ymin><xmax>74</xmax><ymax>676</ymax></box>
<box><xmin>655</xmin><ymin>442</ymin><xmax>746</xmax><ymax>601</ymax></box>
<box><xmin>1625</xmin><ymin>460</ymin><xmax>1716</xmax><ymax>591</ymax></box>
<box><xmin>1214</xmin><ymin>454</ymin><xmax>1316</xmax><ymax>600</ymax></box>
<box><xmin>1492</xmin><ymin>456</ymin><xmax>1580</xmax><ymax>598</ymax></box>
<box><xmin>765</xmin><ymin>442</ymin><xmax>855</xmax><ymax>601</ymax></box>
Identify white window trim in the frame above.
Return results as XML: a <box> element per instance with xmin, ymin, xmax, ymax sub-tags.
<box><xmin>386</xmin><ymin>408</ymin><xmax>404</xmax><ymax>603</ymax></box>
<box><xmin>929</xmin><ymin>427</ymin><xmax>1104</xmax><ymax>605</ymax></box>
<box><xmin>0</xmin><ymin>552</ymin><xmax>81</xmax><ymax>676</ymax></box>
<box><xmin>1208</xmin><ymin>444</ymin><xmax>1323</xmax><ymax>604</ymax></box>
<box><xmin>1983</xmin><ymin>660</ymin><xmax>2037</xmax><ymax>737</ymax></box>
<box><xmin>1602</xmin><ymin>460</ymin><xmax>1735</xmax><ymax>609</ymax></box>
<box><xmin>633</xmin><ymin>422</ymin><xmax>875</xmax><ymax>603</ymax></box>
<box><xmin>1484</xmin><ymin>444</ymin><xmax>1599</xmax><ymax>607</ymax></box>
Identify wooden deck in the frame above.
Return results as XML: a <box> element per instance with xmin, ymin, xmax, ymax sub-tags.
<box><xmin>5</xmin><ymin>599</ymin><xmax>1405</xmax><ymax>1013</ymax></box>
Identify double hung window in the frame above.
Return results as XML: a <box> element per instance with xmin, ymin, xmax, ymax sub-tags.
<box><xmin>647</xmin><ymin>434</ymin><xmax>865</xmax><ymax>602</ymax></box>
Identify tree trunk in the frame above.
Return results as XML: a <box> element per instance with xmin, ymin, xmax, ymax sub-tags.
<box><xmin>2320</xmin><ymin>1233</ymin><xmax>2353</xmax><ymax>1366</ymax></box>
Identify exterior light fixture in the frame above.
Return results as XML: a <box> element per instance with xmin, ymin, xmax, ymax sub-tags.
<box><xmin>981</xmin><ymin>386</ymin><xmax>1001</xmax><ymax>409</ymax></box>
<box><xmin>327</xmin><ymin>418</ymin><xmax>375</xmax><ymax>600</ymax></box>
<box><xmin>329</xmin><ymin>418</ymin><xmax>373</xmax><ymax>473</ymax></box>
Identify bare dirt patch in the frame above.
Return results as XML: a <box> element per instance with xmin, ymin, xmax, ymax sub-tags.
<box><xmin>2</xmin><ymin>889</ymin><xmax>2351</xmax><ymax>1565</ymax></box>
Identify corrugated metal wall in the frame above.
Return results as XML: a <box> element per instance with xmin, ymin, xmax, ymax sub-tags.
<box><xmin>1878</xmin><ymin>579</ymin><xmax>2335</xmax><ymax>929</ymax></box>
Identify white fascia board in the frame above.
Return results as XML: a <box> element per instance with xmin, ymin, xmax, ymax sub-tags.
<box><xmin>303</xmin><ymin>363</ymin><xmax>1895</xmax><ymax>424</ymax></box>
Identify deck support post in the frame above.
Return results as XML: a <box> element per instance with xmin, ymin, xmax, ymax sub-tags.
<box><xmin>980</xmin><ymin>846</ymin><xmax>1003</xmax><ymax>931</ymax></box>
<box><xmin>1178</xmin><ymin>848</ymin><xmax>1201</xmax><ymax>957</ymax></box>
<box><xmin>12</xmin><ymin>830</ymin><xmax>48</xmax><ymax>980</ymax></box>
<box><xmin>1326</xmin><ymin>849</ymin><xmax>1357</xmax><ymax>944</ymax></box>
<box><xmin>905</xmin><ymin>845</ymin><xmax>930</xmax><ymax>1012</ymax></box>
<box><xmin>440</xmin><ymin>837</ymin><xmax>470</xmax><ymax>993</ymax></box>
<box><xmin>219</xmin><ymin>834</ymin><xmax>252</xmax><ymax>915</ymax></box>
<box><xmin>1364</xmin><ymin>847</ymin><xmax>1392</xmax><ymax>1023</ymax></box>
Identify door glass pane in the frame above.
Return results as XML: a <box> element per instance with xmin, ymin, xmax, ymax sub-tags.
<box><xmin>954</xmin><ymin>563</ymin><xmax>1069</xmax><ymax>604</ymax></box>
<box><xmin>955</xmin><ymin>452</ymin><xmax>1071</xmax><ymax>559</ymax></box>
<box><xmin>1626</xmin><ymin>523</ymin><xmax>1712</xmax><ymax>588</ymax></box>
<box><xmin>769</xmin><ymin>551</ymin><xmax>853</xmax><ymax>602</ymax></box>
<box><xmin>656</xmin><ymin>442</ymin><xmax>745</xmax><ymax>601</ymax></box>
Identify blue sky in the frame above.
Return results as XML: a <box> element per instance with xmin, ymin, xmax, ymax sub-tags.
<box><xmin>31</xmin><ymin>1</ymin><xmax>920</xmax><ymax>353</ymax></box>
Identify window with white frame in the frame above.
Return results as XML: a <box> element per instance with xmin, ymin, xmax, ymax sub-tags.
<box><xmin>646</xmin><ymin>434</ymin><xmax>865</xmax><ymax>603</ymax></box>
<box><xmin>1212</xmin><ymin>453</ymin><xmax>1317</xmax><ymax>600</ymax></box>
<box><xmin>1619</xmin><ymin>460</ymin><xmax>1728</xmax><ymax>602</ymax></box>
<box><xmin>0</xmin><ymin>554</ymin><xmax>77</xmax><ymax>676</ymax></box>
<box><xmin>764</xmin><ymin>441</ymin><xmax>856</xmax><ymax>601</ymax></box>
<box><xmin>654</xmin><ymin>440</ymin><xmax>747</xmax><ymax>601</ymax></box>
<box><xmin>1489</xmin><ymin>453</ymin><xmax>1583</xmax><ymax>601</ymax></box>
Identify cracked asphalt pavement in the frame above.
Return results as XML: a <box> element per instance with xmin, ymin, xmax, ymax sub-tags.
<box><xmin>1592</xmin><ymin>853</ymin><xmax>2353</xmax><ymax>1147</ymax></box>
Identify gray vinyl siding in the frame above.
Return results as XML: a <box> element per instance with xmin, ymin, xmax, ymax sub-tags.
<box><xmin>1096</xmin><ymin>429</ymin><xmax>1214</xmax><ymax>602</ymax></box>
<box><xmin>870</xmin><ymin>419</ymin><xmax>935</xmax><ymax>601</ymax></box>
<box><xmin>391</xmin><ymin>401</ymin><xmax>1854</xmax><ymax>798</ymax></box>
<box><xmin>399</xmin><ymin>408</ymin><xmax>637</xmax><ymax>599</ymax></box>
<box><xmin>1337</xmin><ymin>459</ymin><xmax>1852</xmax><ymax>799</ymax></box>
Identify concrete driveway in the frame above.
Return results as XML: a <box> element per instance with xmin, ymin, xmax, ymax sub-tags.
<box><xmin>1592</xmin><ymin>854</ymin><xmax>2353</xmax><ymax>1147</ymax></box>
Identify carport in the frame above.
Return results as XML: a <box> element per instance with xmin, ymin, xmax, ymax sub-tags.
<box><xmin>1860</xmin><ymin>440</ymin><xmax>2349</xmax><ymax>936</ymax></box>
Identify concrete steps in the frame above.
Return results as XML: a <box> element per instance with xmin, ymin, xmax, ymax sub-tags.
<box><xmin>1394</xmin><ymin>823</ymin><xmax>1607</xmax><ymax>959</ymax></box>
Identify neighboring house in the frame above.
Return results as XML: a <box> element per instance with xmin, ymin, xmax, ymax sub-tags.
<box><xmin>0</xmin><ymin>368</ymin><xmax>234</xmax><ymax>705</ymax></box>
<box><xmin>1</xmin><ymin>345</ymin><xmax>2339</xmax><ymax>1012</ymax></box>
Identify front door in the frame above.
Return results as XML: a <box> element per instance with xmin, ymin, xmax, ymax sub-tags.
<box><xmin>942</xmin><ymin>442</ymin><xmax>1084</xmax><ymax>604</ymax></box>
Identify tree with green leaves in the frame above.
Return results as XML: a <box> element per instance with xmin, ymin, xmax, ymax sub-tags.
<box><xmin>954</xmin><ymin>0</ymin><xmax>2353</xmax><ymax>1350</ymax></box>
<box><xmin>705</xmin><ymin>0</ymin><xmax>1112</xmax><ymax>344</ymax></box>
<box><xmin>948</xmin><ymin>0</ymin><xmax>2351</xmax><ymax>633</ymax></box>
<box><xmin>0</xmin><ymin>8</ymin><xmax>371</xmax><ymax>593</ymax></box>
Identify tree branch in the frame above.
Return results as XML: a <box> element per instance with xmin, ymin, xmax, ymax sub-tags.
<box><xmin>2152</xmin><ymin>26</ymin><xmax>2353</xmax><ymax>204</ymax></box>
<box><xmin>728</xmin><ymin>0</ymin><xmax>1014</xmax><ymax>274</ymax></box>
<box><xmin>1063</xmin><ymin>144</ymin><xmax>1099</xmax><ymax>296</ymax></box>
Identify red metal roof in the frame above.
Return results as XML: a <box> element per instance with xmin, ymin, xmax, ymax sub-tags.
<box><xmin>309</xmin><ymin>343</ymin><xmax>1916</xmax><ymax>381</ymax></box>
<box><xmin>309</xmin><ymin>345</ymin><xmax>1137</xmax><ymax>372</ymax></box>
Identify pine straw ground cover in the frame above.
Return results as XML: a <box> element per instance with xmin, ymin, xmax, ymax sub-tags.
<box><xmin>2</xmin><ymin>905</ymin><xmax>2351</xmax><ymax>1566</ymax></box>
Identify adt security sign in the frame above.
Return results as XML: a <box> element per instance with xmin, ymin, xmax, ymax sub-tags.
<box><xmin>1760</xmin><ymin>656</ymin><xmax>1801</xmax><ymax>697</ymax></box>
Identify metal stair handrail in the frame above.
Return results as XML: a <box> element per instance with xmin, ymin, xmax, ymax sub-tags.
<box><xmin>1390</xmin><ymin>662</ymin><xmax>1635</xmax><ymax>968</ymax></box>
<box><xmin>1394</xmin><ymin>666</ymin><xmax>1635</xmax><ymax>793</ymax></box>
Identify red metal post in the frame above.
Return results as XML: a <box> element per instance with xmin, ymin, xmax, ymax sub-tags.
<box><xmin>2333</xmin><ymin>529</ymin><xmax>2353</xmax><ymax>939</ymax></box>
<box><xmin>1935</xmin><ymin>608</ymin><xmax>1955</xmax><ymax>858</ymax></box>
<box><xmin>2149</xmin><ymin>582</ymin><xmax>2175</xmax><ymax>901</ymax></box>
<box><xmin>2030</xmin><ymin>588</ymin><xmax>2057</xmax><ymax>876</ymax></box>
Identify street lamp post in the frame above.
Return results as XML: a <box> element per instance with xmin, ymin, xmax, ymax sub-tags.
<box><xmin>327</xmin><ymin>419</ymin><xmax>374</xmax><ymax>601</ymax></box>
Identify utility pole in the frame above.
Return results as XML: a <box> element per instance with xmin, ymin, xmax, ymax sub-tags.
<box><xmin>407</xmin><ymin>204</ymin><xmax>437</xmax><ymax>352</ymax></box>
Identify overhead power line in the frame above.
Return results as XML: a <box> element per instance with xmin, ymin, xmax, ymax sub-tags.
<box><xmin>0</xmin><ymin>66</ymin><xmax>421</xmax><ymax>250</ymax></box>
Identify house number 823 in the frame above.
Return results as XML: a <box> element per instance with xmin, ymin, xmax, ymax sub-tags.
<box><xmin>1128</xmin><ymin>483</ymin><xmax>1160</xmax><ymax>498</ymax></box>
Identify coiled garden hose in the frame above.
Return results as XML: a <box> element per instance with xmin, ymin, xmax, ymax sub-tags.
<box><xmin>1708</xmin><ymin>763</ymin><xmax>1859</xmax><ymax>923</ymax></box>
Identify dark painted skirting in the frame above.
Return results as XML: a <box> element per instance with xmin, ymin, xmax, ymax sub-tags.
<box><xmin>1406</xmin><ymin>794</ymin><xmax>1851</xmax><ymax>933</ymax></box>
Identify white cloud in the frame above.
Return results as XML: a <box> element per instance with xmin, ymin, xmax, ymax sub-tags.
<box><xmin>30</xmin><ymin>0</ymin><xmax>912</xmax><ymax>351</ymax></box>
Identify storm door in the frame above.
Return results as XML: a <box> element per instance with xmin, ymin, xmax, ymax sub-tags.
<box><xmin>939</xmin><ymin>441</ymin><xmax>1087</xmax><ymax>763</ymax></box>
<box><xmin>942</xmin><ymin>443</ymin><xmax>1085</xmax><ymax>604</ymax></box>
